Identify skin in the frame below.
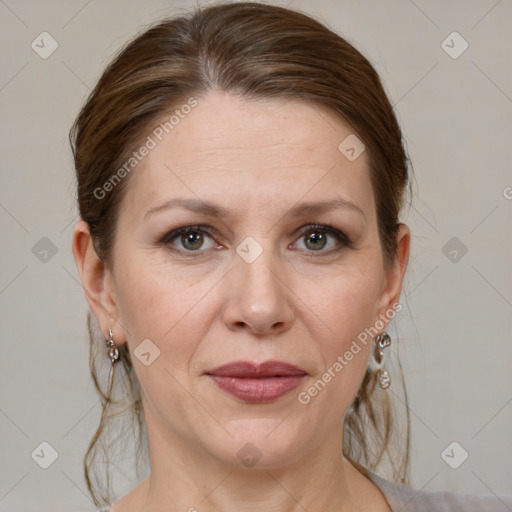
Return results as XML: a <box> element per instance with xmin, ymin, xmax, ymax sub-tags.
<box><xmin>73</xmin><ymin>90</ymin><xmax>409</xmax><ymax>512</ymax></box>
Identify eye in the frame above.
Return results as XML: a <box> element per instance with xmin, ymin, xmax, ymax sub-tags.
<box><xmin>159</xmin><ymin>223</ymin><xmax>352</xmax><ymax>257</ymax></box>
<box><xmin>160</xmin><ymin>225</ymin><xmax>218</xmax><ymax>253</ymax></box>
<box><xmin>293</xmin><ymin>224</ymin><xmax>351</xmax><ymax>254</ymax></box>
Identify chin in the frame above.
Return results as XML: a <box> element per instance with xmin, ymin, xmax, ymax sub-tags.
<box><xmin>205</xmin><ymin>424</ymin><xmax>308</xmax><ymax>470</ymax></box>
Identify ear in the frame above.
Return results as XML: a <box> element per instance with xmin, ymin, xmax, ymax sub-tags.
<box><xmin>375</xmin><ymin>223</ymin><xmax>410</xmax><ymax>324</ymax></box>
<box><xmin>72</xmin><ymin>220</ymin><xmax>125</xmax><ymax>343</ymax></box>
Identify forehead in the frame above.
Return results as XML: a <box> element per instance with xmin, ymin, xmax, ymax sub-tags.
<box><xmin>120</xmin><ymin>91</ymin><xmax>374</xmax><ymax>219</ymax></box>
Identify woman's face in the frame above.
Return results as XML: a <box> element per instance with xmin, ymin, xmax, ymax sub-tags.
<box><xmin>87</xmin><ymin>91</ymin><xmax>408</xmax><ymax>469</ymax></box>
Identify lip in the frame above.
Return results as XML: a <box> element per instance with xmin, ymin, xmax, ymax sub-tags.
<box><xmin>205</xmin><ymin>360</ymin><xmax>307</xmax><ymax>403</ymax></box>
<box><xmin>207</xmin><ymin>360</ymin><xmax>307</xmax><ymax>378</ymax></box>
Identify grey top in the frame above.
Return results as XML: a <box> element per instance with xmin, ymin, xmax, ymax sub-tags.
<box><xmin>365</xmin><ymin>469</ymin><xmax>512</xmax><ymax>511</ymax></box>
<box><xmin>97</xmin><ymin>469</ymin><xmax>512</xmax><ymax>511</ymax></box>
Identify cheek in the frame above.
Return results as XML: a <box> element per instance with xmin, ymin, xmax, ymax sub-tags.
<box><xmin>298</xmin><ymin>261</ymin><xmax>382</xmax><ymax>406</ymax></box>
<box><xmin>113</xmin><ymin>253</ymin><xmax>218</xmax><ymax>357</ymax></box>
<box><xmin>112</xmin><ymin>257</ymin><xmax>218</xmax><ymax>418</ymax></box>
<box><xmin>306</xmin><ymin>260</ymin><xmax>383</xmax><ymax>347</ymax></box>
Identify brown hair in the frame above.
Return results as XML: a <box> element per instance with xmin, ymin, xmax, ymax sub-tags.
<box><xmin>70</xmin><ymin>1</ymin><xmax>412</xmax><ymax>507</ymax></box>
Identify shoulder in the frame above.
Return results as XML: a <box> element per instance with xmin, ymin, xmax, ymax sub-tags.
<box><xmin>365</xmin><ymin>469</ymin><xmax>512</xmax><ymax>512</ymax></box>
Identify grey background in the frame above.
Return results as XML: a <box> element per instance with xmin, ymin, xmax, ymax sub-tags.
<box><xmin>0</xmin><ymin>0</ymin><xmax>511</xmax><ymax>510</ymax></box>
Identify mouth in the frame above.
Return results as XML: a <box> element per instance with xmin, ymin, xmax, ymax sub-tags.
<box><xmin>205</xmin><ymin>360</ymin><xmax>307</xmax><ymax>403</ymax></box>
<box><xmin>206</xmin><ymin>360</ymin><xmax>307</xmax><ymax>378</ymax></box>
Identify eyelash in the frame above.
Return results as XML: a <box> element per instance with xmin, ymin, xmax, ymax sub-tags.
<box><xmin>159</xmin><ymin>224</ymin><xmax>352</xmax><ymax>257</ymax></box>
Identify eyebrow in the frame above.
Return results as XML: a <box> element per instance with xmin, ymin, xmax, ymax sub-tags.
<box><xmin>144</xmin><ymin>197</ymin><xmax>366</xmax><ymax>221</ymax></box>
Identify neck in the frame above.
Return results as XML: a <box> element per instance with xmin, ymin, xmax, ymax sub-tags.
<box><xmin>137</xmin><ymin>411</ymin><xmax>378</xmax><ymax>512</ymax></box>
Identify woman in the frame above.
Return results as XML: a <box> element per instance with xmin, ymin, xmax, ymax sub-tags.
<box><xmin>70</xmin><ymin>2</ymin><xmax>511</xmax><ymax>511</ymax></box>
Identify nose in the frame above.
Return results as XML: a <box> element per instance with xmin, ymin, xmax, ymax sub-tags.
<box><xmin>221</xmin><ymin>243</ymin><xmax>294</xmax><ymax>337</ymax></box>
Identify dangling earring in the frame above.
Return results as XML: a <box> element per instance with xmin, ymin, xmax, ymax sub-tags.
<box><xmin>373</xmin><ymin>332</ymin><xmax>391</xmax><ymax>390</ymax></box>
<box><xmin>105</xmin><ymin>328</ymin><xmax>120</xmax><ymax>364</ymax></box>
<box><xmin>105</xmin><ymin>328</ymin><xmax>120</xmax><ymax>397</ymax></box>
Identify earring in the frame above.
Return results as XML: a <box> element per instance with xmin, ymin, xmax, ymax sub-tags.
<box><xmin>104</xmin><ymin>328</ymin><xmax>120</xmax><ymax>399</ymax></box>
<box><xmin>373</xmin><ymin>332</ymin><xmax>391</xmax><ymax>390</ymax></box>
<box><xmin>105</xmin><ymin>328</ymin><xmax>120</xmax><ymax>364</ymax></box>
